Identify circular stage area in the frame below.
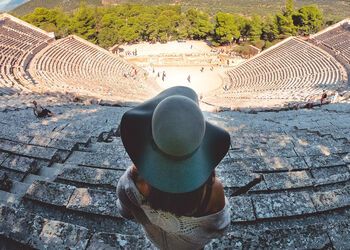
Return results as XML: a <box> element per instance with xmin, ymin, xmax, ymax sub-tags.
<box><xmin>148</xmin><ymin>66</ymin><xmax>226</xmax><ymax>96</ymax></box>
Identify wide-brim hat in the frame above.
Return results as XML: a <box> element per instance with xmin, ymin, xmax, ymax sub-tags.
<box><xmin>120</xmin><ymin>86</ymin><xmax>230</xmax><ymax>193</ymax></box>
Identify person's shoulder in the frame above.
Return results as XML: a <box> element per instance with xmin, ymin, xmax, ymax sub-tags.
<box><xmin>207</xmin><ymin>178</ymin><xmax>225</xmax><ymax>214</ymax></box>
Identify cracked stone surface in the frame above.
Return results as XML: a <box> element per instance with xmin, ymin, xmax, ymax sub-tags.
<box><xmin>311</xmin><ymin>185</ymin><xmax>350</xmax><ymax>212</ymax></box>
<box><xmin>1</xmin><ymin>155</ymin><xmax>41</xmax><ymax>174</ymax></box>
<box><xmin>31</xmin><ymin>217</ymin><xmax>90</xmax><ymax>250</ymax></box>
<box><xmin>67</xmin><ymin>188</ymin><xmax>120</xmax><ymax>217</ymax></box>
<box><xmin>25</xmin><ymin>180</ymin><xmax>76</xmax><ymax>207</ymax></box>
<box><xmin>87</xmin><ymin>232</ymin><xmax>153</xmax><ymax>249</ymax></box>
<box><xmin>263</xmin><ymin>170</ymin><xmax>314</xmax><ymax>190</ymax></box>
<box><xmin>0</xmin><ymin>99</ymin><xmax>350</xmax><ymax>249</ymax></box>
<box><xmin>252</xmin><ymin>192</ymin><xmax>316</xmax><ymax>218</ymax></box>
<box><xmin>229</xmin><ymin>196</ymin><xmax>256</xmax><ymax>222</ymax></box>
<box><xmin>57</xmin><ymin>166</ymin><xmax>123</xmax><ymax>187</ymax></box>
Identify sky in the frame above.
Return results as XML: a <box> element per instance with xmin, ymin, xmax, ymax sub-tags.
<box><xmin>0</xmin><ymin>0</ymin><xmax>28</xmax><ymax>12</ymax></box>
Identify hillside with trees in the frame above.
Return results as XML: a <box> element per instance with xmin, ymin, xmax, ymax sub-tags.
<box><xmin>19</xmin><ymin>0</ymin><xmax>326</xmax><ymax>53</ymax></box>
<box><xmin>12</xmin><ymin>0</ymin><xmax>349</xmax><ymax>20</ymax></box>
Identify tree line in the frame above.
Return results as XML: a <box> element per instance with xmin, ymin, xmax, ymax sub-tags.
<box><xmin>20</xmin><ymin>0</ymin><xmax>324</xmax><ymax>49</ymax></box>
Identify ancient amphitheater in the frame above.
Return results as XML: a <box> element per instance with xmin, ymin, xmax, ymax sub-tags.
<box><xmin>0</xmin><ymin>13</ymin><xmax>350</xmax><ymax>249</ymax></box>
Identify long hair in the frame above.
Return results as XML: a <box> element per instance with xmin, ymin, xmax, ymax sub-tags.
<box><xmin>133</xmin><ymin>168</ymin><xmax>215</xmax><ymax>217</ymax></box>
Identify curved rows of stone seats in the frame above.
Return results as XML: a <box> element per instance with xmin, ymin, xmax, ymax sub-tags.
<box><xmin>29</xmin><ymin>35</ymin><xmax>161</xmax><ymax>102</ymax></box>
<box><xmin>311</xmin><ymin>19</ymin><xmax>350</xmax><ymax>65</ymax></box>
<box><xmin>0</xmin><ymin>14</ymin><xmax>53</xmax><ymax>96</ymax></box>
<box><xmin>204</xmin><ymin>37</ymin><xmax>348</xmax><ymax>108</ymax></box>
<box><xmin>0</xmin><ymin>99</ymin><xmax>349</xmax><ymax>248</ymax></box>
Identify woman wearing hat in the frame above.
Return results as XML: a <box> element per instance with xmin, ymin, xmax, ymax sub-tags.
<box><xmin>117</xmin><ymin>86</ymin><xmax>231</xmax><ymax>250</ymax></box>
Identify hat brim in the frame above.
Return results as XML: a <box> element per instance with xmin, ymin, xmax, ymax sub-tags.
<box><xmin>120</xmin><ymin>87</ymin><xmax>230</xmax><ymax>193</ymax></box>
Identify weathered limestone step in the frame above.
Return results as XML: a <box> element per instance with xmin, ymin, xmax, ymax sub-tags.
<box><xmin>0</xmin><ymin>168</ymin><xmax>26</xmax><ymax>182</ymax></box>
<box><xmin>206</xmin><ymin>224</ymin><xmax>331</xmax><ymax>249</ymax></box>
<box><xmin>216</xmin><ymin>161</ymin><xmax>262</xmax><ymax>189</ymax></box>
<box><xmin>230</xmin><ymin>156</ymin><xmax>308</xmax><ymax>173</ymax></box>
<box><xmin>87</xmin><ymin>138</ymin><xmax>125</xmax><ymax>153</ymax></box>
<box><xmin>260</xmin><ymin>140</ymin><xmax>297</xmax><ymax>157</ymax></box>
<box><xmin>0</xmin><ymin>139</ymin><xmax>21</xmax><ymax>153</ymax></box>
<box><xmin>0</xmin><ymin>205</ymin><xmax>36</xmax><ymax>245</ymax></box>
<box><xmin>229</xmin><ymin>196</ymin><xmax>256</xmax><ymax>222</ymax></box>
<box><xmin>65</xmin><ymin>151</ymin><xmax>131</xmax><ymax>169</ymax></box>
<box><xmin>0</xmin><ymin>130</ymin><xmax>32</xmax><ymax>144</ymax></box>
<box><xmin>263</xmin><ymin>170</ymin><xmax>314</xmax><ymax>190</ymax></box>
<box><xmin>255</xmin><ymin>224</ymin><xmax>332</xmax><ymax>249</ymax></box>
<box><xmin>304</xmin><ymin>154</ymin><xmax>347</xmax><ymax>168</ymax></box>
<box><xmin>25</xmin><ymin>180</ymin><xmax>76</xmax><ymax>207</ymax></box>
<box><xmin>67</xmin><ymin>188</ymin><xmax>120</xmax><ymax>217</ymax></box>
<box><xmin>251</xmin><ymin>191</ymin><xmax>316</xmax><ymax>219</ymax></box>
<box><xmin>38</xmin><ymin>165</ymin><xmax>67</xmax><ymax>179</ymax></box>
<box><xmin>327</xmin><ymin>221</ymin><xmax>350</xmax><ymax>249</ymax></box>
<box><xmin>30</xmin><ymin>136</ymin><xmax>77</xmax><ymax>151</ymax></box>
<box><xmin>228</xmin><ymin>147</ymin><xmax>262</xmax><ymax>159</ymax></box>
<box><xmin>312</xmin><ymin>165</ymin><xmax>350</xmax><ymax>186</ymax></box>
<box><xmin>30</xmin><ymin>217</ymin><xmax>90</xmax><ymax>250</ymax></box>
<box><xmin>293</xmin><ymin>136</ymin><xmax>349</xmax><ymax>156</ymax></box>
<box><xmin>29</xmin><ymin>131</ymin><xmax>91</xmax><ymax>145</ymax></box>
<box><xmin>86</xmin><ymin>232</ymin><xmax>152</xmax><ymax>249</ymax></box>
<box><xmin>0</xmin><ymin>170</ymin><xmax>12</xmax><ymax>191</ymax></box>
<box><xmin>0</xmin><ymin>139</ymin><xmax>58</xmax><ymax>160</ymax></box>
<box><xmin>0</xmin><ymin>155</ymin><xmax>43</xmax><ymax>174</ymax></box>
<box><xmin>0</xmin><ymin>190</ymin><xmax>21</xmax><ymax>207</ymax></box>
<box><xmin>10</xmin><ymin>180</ymin><xmax>30</xmax><ymax>196</ymax></box>
<box><xmin>57</xmin><ymin>166</ymin><xmax>123</xmax><ymax>187</ymax></box>
<box><xmin>0</xmin><ymin>205</ymin><xmax>90</xmax><ymax>249</ymax></box>
<box><xmin>311</xmin><ymin>185</ymin><xmax>350</xmax><ymax>212</ymax></box>
<box><xmin>23</xmin><ymin>174</ymin><xmax>56</xmax><ymax>184</ymax></box>
<box><xmin>0</xmin><ymin>151</ymin><xmax>9</xmax><ymax>164</ymax></box>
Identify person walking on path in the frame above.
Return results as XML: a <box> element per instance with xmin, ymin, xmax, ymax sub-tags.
<box><xmin>117</xmin><ymin>86</ymin><xmax>231</xmax><ymax>250</ymax></box>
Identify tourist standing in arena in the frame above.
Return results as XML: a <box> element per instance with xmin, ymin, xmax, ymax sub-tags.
<box><xmin>117</xmin><ymin>86</ymin><xmax>231</xmax><ymax>250</ymax></box>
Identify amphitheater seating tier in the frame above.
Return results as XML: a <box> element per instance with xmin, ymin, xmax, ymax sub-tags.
<box><xmin>312</xmin><ymin>22</ymin><xmax>350</xmax><ymax>63</ymax></box>
<box><xmin>0</xmin><ymin>99</ymin><xmax>349</xmax><ymax>248</ymax></box>
<box><xmin>29</xmin><ymin>35</ymin><xmax>160</xmax><ymax>102</ymax></box>
<box><xmin>0</xmin><ymin>15</ymin><xmax>52</xmax><ymax>96</ymax></box>
<box><xmin>204</xmin><ymin>37</ymin><xmax>348</xmax><ymax>108</ymax></box>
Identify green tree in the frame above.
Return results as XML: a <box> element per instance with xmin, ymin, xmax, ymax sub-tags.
<box><xmin>241</xmin><ymin>15</ymin><xmax>262</xmax><ymax>41</ymax></box>
<box><xmin>293</xmin><ymin>5</ymin><xmax>323</xmax><ymax>35</ymax></box>
<box><xmin>214</xmin><ymin>12</ymin><xmax>240</xmax><ymax>44</ymax></box>
<box><xmin>276</xmin><ymin>13</ymin><xmax>296</xmax><ymax>35</ymax></box>
<box><xmin>261</xmin><ymin>15</ymin><xmax>278</xmax><ymax>41</ymax></box>
<box><xmin>285</xmin><ymin>0</ymin><xmax>295</xmax><ymax>16</ymax></box>
<box><xmin>185</xmin><ymin>9</ymin><xmax>213</xmax><ymax>39</ymax></box>
<box><xmin>70</xmin><ymin>4</ymin><xmax>97</xmax><ymax>42</ymax></box>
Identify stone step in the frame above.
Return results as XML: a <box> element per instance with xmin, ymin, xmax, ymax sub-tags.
<box><xmin>23</xmin><ymin>174</ymin><xmax>56</xmax><ymax>184</ymax></box>
<box><xmin>0</xmin><ymin>170</ymin><xmax>12</xmax><ymax>191</ymax></box>
<box><xmin>10</xmin><ymin>180</ymin><xmax>30</xmax><ymax>196</ymax></box>
<box><xmin>207</xmin><ymin>223</ymin><xmax>332</xmax><ymax>249</ymax></box>
<box><xmin>66</xmin><ymin>188</ymin><xmax>121</xmax><ymax>217</ymax></box>
<box><xmin>0</xmin><ymin>139</ymin><xmax>57</xmax><ymax>160</ymax></box>
<box><xmin>57</xmin><ymin>166</ymin><xmax>123</xmax><ymax>188</ymax></box>
<box><xmin>25</xmin><ymin>180</ymin><xmax>76</xmax><ymax>207</ymax></box>
<box><xmin>65</xmin><ymin>151</ymin><xmax>131</xmax><ymax>170</ymax></box>
<box><xmin>38</xmin><ymin>165</ymin><xmax>66</xmax><ymax>179</ymax></box>
<box><xmin>86</xmin><ymin>232</ymin><xmax>152</xmax><ymax>250</ymax></box>
<box><xmin>29</xmin><ymin>136</ymin><xmax>77</xmax><ymax>151</ymax></box>
<box><xmin>0</xmin><ymin>190</ymin><xmax>21</xmax><ymax>207</ymax></box>
<box><xmin>251</xmin><ymin>191</ymin><xmax>316</xmax><ymax>219</ymax></box>
<box><xmin>0</xmin><ymin>154</ymin><xmax>45</xmax><ymax>174</ymax></box>
<box><xmin>311</xmin><ymin>184</ymin><xmax>350</xmax><ymax>212</ymax></box>
<box><xmin>0</xmin><ymin>205</ymin><xmax>90</xmax><ymax>249</ymax></box>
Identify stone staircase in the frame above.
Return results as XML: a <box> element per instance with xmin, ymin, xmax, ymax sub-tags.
<box><xmin>0</xmin><ymin>98</ymin><xmax>350</xmax><ymax>249</ymax></box>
